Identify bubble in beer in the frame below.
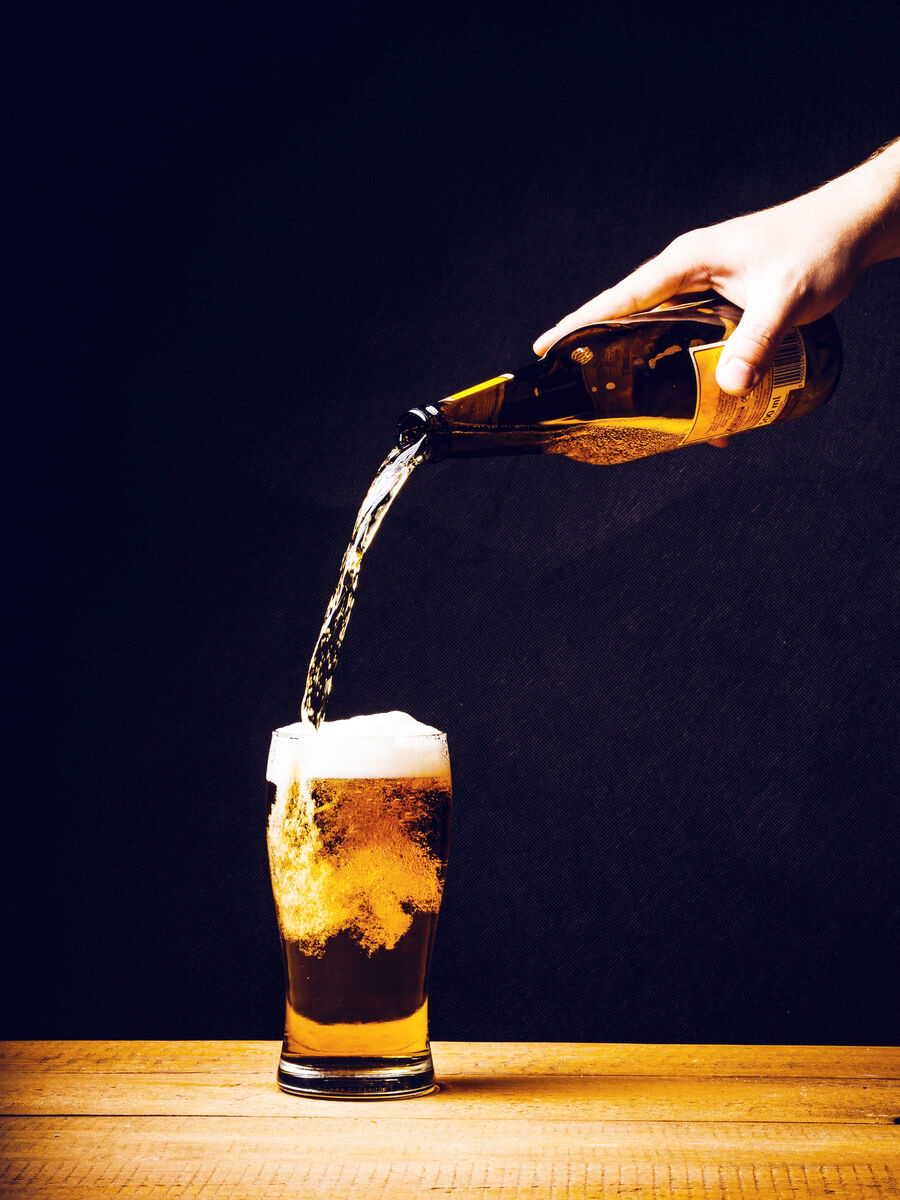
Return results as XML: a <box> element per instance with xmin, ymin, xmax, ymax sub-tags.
<box><xmin>267</xmin><ymin>713</ymin><xmax>450</xmax><ymax>957</ymax></box>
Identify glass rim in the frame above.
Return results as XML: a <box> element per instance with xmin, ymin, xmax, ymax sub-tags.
<box><xmin>271</xmin><ymin>727</ymin><xmax>447</xmax><ymax>742</ymax></box>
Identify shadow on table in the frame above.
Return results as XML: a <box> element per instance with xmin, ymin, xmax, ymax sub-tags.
<box><xmin>436</xmin><ymin>1074</ymin><xmax>617</xmax><ymax>1099</ymax></box>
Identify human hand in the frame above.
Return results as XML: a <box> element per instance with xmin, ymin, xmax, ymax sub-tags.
<box><xmin>534</xmin><ymin>140</ymin><xmax>900</xmax><ymax>400</ymax></box>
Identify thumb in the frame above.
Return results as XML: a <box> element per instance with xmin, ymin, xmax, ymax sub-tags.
<box><xmin>716</xmin><ymin>300</ymin><xmax>793</xmax><ymax>394</ymax></box>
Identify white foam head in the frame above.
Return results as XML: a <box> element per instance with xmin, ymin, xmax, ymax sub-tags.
<box><xmin>267</xmin><ymin>711</ymin><xmax>449</xmax><ymax>785</ymax></box>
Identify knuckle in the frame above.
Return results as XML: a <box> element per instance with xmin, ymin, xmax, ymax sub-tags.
<box><xmin>663</xmin><ymin>230</ymin><xmax>711</xmax><ymax>289</ymax></box>
<box><xmin>612</xmin><ymin>288</ymin><xmax>639</xmax><ymax>313</ymax></box>
<box><xmin>667</xmin><ymin>228</ymin><xmax>705</xmax><ymax>258</ymax></box>
<box><xmin>732</xmin><ymin>316</ymin><xmax>789</xmax><ymax>360</ymax></box>
<box><xmin>741</xmin><ymin>323</ymin><xmax>779</xmax><ymax>351</ymax></box>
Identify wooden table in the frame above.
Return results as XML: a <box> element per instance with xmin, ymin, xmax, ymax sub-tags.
<box><xmin>1</xmin><ymin>1042</ymin><xmax>898</xmax><ymax>1197</ymax></box>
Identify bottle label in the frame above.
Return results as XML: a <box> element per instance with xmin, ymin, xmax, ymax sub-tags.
<box><xmin>685</xmin><ymin>329</ymin><xmax>807</xmax><ymax>443</ymax></box>
<box><xmin>443</xmin><ymin>374</ymin><xmax>513</xmax><ymax>423</ymax></box>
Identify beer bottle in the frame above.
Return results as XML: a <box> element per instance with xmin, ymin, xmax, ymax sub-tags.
<box><xmin>397</xmin><ymin>296</ymin><xmax>841</xmax><ymax>465</ymax></box>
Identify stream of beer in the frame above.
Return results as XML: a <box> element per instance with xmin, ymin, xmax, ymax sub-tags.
<box><xmin>300</xmin><ymin>437</ymin><xmax>426</xmax><ymax>727</ymax></box>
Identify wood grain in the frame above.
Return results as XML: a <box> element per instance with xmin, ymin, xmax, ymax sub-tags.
<box><xmin>3</xmin><ymin>1039</ymin><xmax>898</xmax><ymax>1077</ymax></box>
<box><xmin>2</xmin><ymin>1067</ymin><xmax>898</xmax><ymax>1123</ymax></box>
<box><xmin>2</xmin><ymin>1042</ymin><xmax>898</xmax><ymax>1198</ymax></box>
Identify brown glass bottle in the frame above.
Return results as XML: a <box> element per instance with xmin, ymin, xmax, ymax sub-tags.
<box><xmin>397</xmin><ymin>297</ymin><xmax>841</xmax><ymax>465</ymax></box>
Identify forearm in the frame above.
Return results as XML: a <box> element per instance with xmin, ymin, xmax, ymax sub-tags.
<box><xmin>827</xmin><ymin>137</ymin><xmax>900</xmax><ymax>268</ymax></box>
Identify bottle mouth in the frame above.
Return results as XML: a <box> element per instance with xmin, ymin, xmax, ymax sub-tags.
<box><xmin>396</xmin><ymin>407</ymin><xmax>430</xmax><ymax>449</ymax></box>
<box><xmin>396</xmin><ymin>405</ymin><xmax>448</xmax><ymax>460</ymax></box>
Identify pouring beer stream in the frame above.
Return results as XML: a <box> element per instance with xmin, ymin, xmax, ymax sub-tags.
<box><xmin>300</xmin><ymin>437</ymin><xmax>426</xmax><ymax>728</ymax></box>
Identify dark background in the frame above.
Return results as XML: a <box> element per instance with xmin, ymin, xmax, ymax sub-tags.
<box><xmin>4</xmin><ymin>0</ymin><xmax>898</xmax><ymax>1043</ymax></box>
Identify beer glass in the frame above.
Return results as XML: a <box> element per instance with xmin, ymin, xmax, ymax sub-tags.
<box><xmin>266</xmin><ymin>719</ymin><xmax>451</xmax><ymax>1098</ymax></box>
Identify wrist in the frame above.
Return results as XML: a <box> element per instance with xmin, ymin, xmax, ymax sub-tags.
<box><xmin>845</xmin><ymin>140</ymin><xmax>900</xmax><ymax>268</ymax></box>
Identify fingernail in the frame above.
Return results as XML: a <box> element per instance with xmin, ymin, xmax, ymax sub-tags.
<box><xmin>718</xmin><ymin>356</ymin><xmax>757</xmax><ymax>393</ymax></box>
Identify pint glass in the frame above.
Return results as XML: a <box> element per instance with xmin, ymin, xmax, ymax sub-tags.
<box><xmin>266</xmin><ymin>716</ymin><xmax>451</xmax><ymax>1098</ymax></box>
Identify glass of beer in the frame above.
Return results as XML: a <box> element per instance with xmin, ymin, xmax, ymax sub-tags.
<box><xmin>266</xmin><ymin>712</ymin><xmax>452</xmax><ymax>1098</ymax></box>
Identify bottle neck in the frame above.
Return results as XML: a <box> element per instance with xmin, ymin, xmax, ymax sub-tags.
<box><xmin>396</xmin><ymin>358</ymin><xmax>588</xmax><ymax>461</ymax></box>
<box><xmin>396</xmin><ymin>403</ymin><xmax>551</xmax><ymax>461</ymax></box>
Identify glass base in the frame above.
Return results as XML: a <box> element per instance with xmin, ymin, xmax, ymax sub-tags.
<box><xmin>277</xmin><ymin>1051</ymin><xmax>436</xmax><ymax>1099</ymax></box>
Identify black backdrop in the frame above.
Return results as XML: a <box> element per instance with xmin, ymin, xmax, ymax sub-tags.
<box><xmin>5</xmin><ymin>0</ymin><xmax>899</xmax><ymax>1043</ymax></box>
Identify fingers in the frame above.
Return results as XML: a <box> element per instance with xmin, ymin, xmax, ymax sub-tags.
<box><xmin>716</xmin><ymin>298</ymin><xmax>794</xmax><ymax>394</ymax></box>
<box><xmin>708</xmin><ymin>436</ymin><xmax>731</xmax><ymax>448</ymax></box>
<box><xmin>533</xmin><ymin>236</ymin><xmax>708</xmax><ymax>355</ymax></box>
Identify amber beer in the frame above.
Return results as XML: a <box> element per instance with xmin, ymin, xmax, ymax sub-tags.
<box><xmin>267</xmin><ymin>714</ymin><xmax>451</xmax><ymax>1098</ymax></box>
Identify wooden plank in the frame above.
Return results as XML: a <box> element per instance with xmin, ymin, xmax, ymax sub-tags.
<box><xmin>3</xmin><ymin>1043</ymin><xmax>898</xmax><ymax>1198</ymax></box>
<box><xmin>3</xmin><ymin>1040</ymin><xmax>899</xmax><ymax>1078</ymax></box>
<box><xmin>1</xmin><ymin>1116</ymin><xmax>898</xmax><ymax>1199</ymax></box>
<box><xmin>2</xmin><ymin>1067</ymin><xmax>898</xmax><ymax>1122</ymax></box>
<box><xmin>4</xmin><ymin>1114</ymin><xmax>900</xmax><ymax>1160</ymax></box>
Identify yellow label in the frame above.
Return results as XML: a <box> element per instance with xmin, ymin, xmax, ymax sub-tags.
<box><xmin>442</xmin><ymin>374</ymin><xmax>512</xmax><ymax>424</ymax></box>
<box><xmin>685</xmin><ymin>330</ymin><xmax>806</xmax><ymax>444</ymax></box>
<box><xmin>446</xmin><ymin>374</ymin><xmax>512</xmax><ymax>402</ymax></box>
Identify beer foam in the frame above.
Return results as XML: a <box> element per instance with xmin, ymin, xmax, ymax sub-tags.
<box><xmin>267</xmin><ymin>711</ymin><xmax>449</xmax><ymax>785</ymax></box>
